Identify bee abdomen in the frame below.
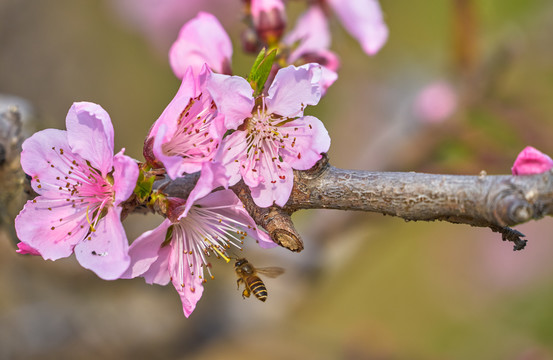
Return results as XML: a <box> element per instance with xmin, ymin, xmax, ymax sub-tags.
<box><xmin>248</xmin><ymin>277</ymin><xmax>268</xmax><ymax>302</ymax></box>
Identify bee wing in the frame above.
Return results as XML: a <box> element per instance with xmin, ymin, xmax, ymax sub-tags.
<box><xmin>256</xmin><ymin>267</ymin><xmax>285</xmax><ymax>278</ymax></box>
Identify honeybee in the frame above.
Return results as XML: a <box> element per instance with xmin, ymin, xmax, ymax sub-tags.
<box><xmin>234</xmin><ymin>258</ymin><xmax>284</xmax><ymax>302</ymax></box>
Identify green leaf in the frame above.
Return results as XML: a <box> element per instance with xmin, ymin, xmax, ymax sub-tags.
<box><xmin>248</xmin><ymin>48</ymin><xmax>267</xmax><ymax>82</ymax></box>
<box><xmin>247</xmin><ymin>48</ymin><xmax>277</xmax><ymax>96</ymax></box>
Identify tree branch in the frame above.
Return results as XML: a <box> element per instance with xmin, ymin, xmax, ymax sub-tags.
<box><xmin>160</xmin><ymin>155</ymin><xmax>553</xmax><ymax>251</ymax></box>
<box><xmin>288</xmin><ymin>156</ymin><xmax>552</xmax><ymax>227</ymax></box>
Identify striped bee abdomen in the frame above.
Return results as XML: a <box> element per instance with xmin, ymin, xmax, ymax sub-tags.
<box><xmin>247</xmin><ymin>276</ymin><xmax>268</xmax><ymax>302</ymax></box>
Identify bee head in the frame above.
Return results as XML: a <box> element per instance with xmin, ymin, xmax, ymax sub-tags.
<box><xmin>234</xmin><ymin>258</ymin><xmax>247</xmax><ymax>268</ymax></box>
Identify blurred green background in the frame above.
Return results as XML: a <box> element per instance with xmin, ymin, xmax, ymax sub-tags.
<box><xmin>2</xmin><ymin>0</ymin><xmax>553</xmax><ymax>359</ymax></box>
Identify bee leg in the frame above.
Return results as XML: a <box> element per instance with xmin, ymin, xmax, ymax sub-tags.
<box><xmin>236</xmin><ymin>278</ymin><xmax>243</xmax><ymax>290</ymax></box>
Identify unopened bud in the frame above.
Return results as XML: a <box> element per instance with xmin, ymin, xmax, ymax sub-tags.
<box><xmin>251</xmin><ymin>0</ymin><xmax>286</xmax><ymax>46</ymax></box>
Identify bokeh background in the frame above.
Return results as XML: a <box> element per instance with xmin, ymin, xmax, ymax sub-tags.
<box><xmin>2</xmin><ymin>0</ymin><xmax>553</xmax><ymax>359</ymax></box>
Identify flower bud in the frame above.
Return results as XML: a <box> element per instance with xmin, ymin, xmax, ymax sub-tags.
<box><xmin>512</xmin><ymin>146</ymin><xmax>553</xmax><ymax>175</ymax></box>
<box><xmin>251</xmin><ymin>0</ymin><xmax>286</xmax><ymax>46</ymax></box>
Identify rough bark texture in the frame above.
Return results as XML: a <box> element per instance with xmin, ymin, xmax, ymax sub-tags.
<box><xmin>289</xmin><ymin>156</ymin><xmax>552</xmax><ymax>227</ymax></box>
<box><xmin>159</xmin><ymin>155</ymin><xmax>552</xmax><ymax>252</ymax></box>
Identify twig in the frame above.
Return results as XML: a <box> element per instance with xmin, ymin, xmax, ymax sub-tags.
<box><xmin>158</xmin><ymin>155</ymin><xmax>553</xmax><ymax>252</ymax></box>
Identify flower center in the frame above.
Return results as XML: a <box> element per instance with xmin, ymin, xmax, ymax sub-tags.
<box><xmin>240</xmin><ymin>105</ymin><xmax>293</xmax><ymax>183</ymax></box>
<box><xmin>36</xmin><ymin>146</ymin><xmax>115</xmax><ymax>238</ymax></box>
<box><xmin>170</xmin><ymin>203</ymin><xmax>256</xmax><ymax>292</ymax></box>
<box><xmin>162</xmin><ymin>92</ymin><xmax>219</xmax><ymax>162</ymax></box>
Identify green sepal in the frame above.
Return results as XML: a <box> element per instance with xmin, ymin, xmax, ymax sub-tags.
<box><xmin>247</xmin><ymin>47</ymin><xmax>277</xmax><ymax>96</ymax></box>
<box><xmin>133</xmin><ymin>168</ymin><xmax>156</xmax><ymax>204</ymax></box>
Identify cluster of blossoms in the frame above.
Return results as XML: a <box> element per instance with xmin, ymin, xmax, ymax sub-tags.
<box><xmin>16</xmin><ymin>0</ymin><xmax>388</xmax><ymax>316</ymax></box>
<box><xmin>13</xmin><ymin>1</ymin><xmax>551</xmax><ymax>318</ymax></box>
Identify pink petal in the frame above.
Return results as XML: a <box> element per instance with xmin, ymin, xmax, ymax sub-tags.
<box><xmin>74</xmin><ymin>207</ymin><xmax>130</xmax><ymax>280</ymax></box>
<box><xmin>285</xmin><ymin>5</ymin><xmax>330</xmax><ymax>61</ymax></box>
<box><xmin>327</xmin><ymin>0</ymin><xmax>388</xmax><ymax>55</ymax></box>
<box><xmin>150</xmin><ymin>66</ymin><xmax>226</xmax><ymax>179</ymax></box>
<box><xmin>122</xmin><ymin>219</ymin><xmax>172</xmax><ymax>285</ymax></box>
<box><xmin>280</xmin><ymin>115</ymin><xmax>330</xmax><ymax>170</ymax></box>
<box><xmin>320</xmin><ymin>65</ymin><xmax>338</xmax><ymax>94</ymax></box>
<box><xmin>251</xmin><ymin>0</ymin><xmax>286</xmax><ymax>25</ymax></box>
<box><xmin>176</xmin><ymin>279</ymin><xmax>204</xmax><ymax>318</ymax></box>
<box><xmin>250</xmin><ymin>162</ymin><xmax>293</xmax><ymax>207</ymax></box>
<box><xmin>152</xmin><ymin>123</ymin><xmax>195</xmax><ymax>179</ymax></box>
<box><xmin>16</xmin><ymin>242</ymin><xmax>41</xmax><ymax>256</ymax></box>
<box><xmin>206</xmin><ymin>72</ymin><xmax>254</xmax><ymax>129</ymax></box>
<box><xmin>252</xmin><ymin>229</ymin><xmax>275</xmax><ymax>249</ymax></box>
<box><xmin>112</xmin><ymin>149</ymin><xmax>139</xmax><ymax>206</ymax></box>
<box><xmin>193</xmin><ymin>188</ymin><xmax>237</xmax><ymax>208</ymax></box>
<box><xmin>241</xmin><ymin>144</ymin><xmax>266</xmax><ymax>188</ymax></box>
<box><xmin>20</xmin><ymin>129</ymin><xmax>73</xmax><ymax>196</ymax></box>
<box><xmin>266</xmin><ymin>64</ymin><xmax>322</xmax><ymax>118</ymax></box>
<box><xmin>169</xmin><ymin>11</ymin><xmax>233</xmax><ymax>78</ymax></box>
<box><xmin>196</xmin><ymin>190</ymin><xmax>276</xmax><ymax>249</ymax></box>
<box><xmin>15</xmin><ymin>197</ymin><xmax>89</xmax><ymax>261</ymax></box>
<box><xmin>168</xmin><ymin>240</ymin><xmax>204</xmax><ymax>317</ymax></box>
<box><xmin>251</xmin><ymin>0</ymin><xmax>286</xmax><ymax>43</ymax></box>
<box><xmin>284</xmin><ymin>6</ymin><xmax>340</xmax><ymax>91</ymax></box>
<box><xmin>142</xmin><ymin>244</ymin><xmax>172</xmax><ymax>285</ymax></box>
<box><xmin>182</xmin><ymin>161</ymin><xmax>230</xmax><ymax>216</ymax></box>
<box><xmin>217</xmin><ymin>130</ymin><xmax>248</xmax><ymax>186</ymax></box>
<box><xmin>148</xmin><ymin>67</ymin><xmax>197</xmax><ymax>142</ymax></box>
<box><xmin>152</xmin><ymin>120</ymin><xmax>220</xmax><ymax>180</ymax></box>
<box><xmin>66</xmin><ymin>102</ymin><xmax>115</xmax><ymax>177</ymax></box>
<box><xmin>512</xmin><ymin>146</ymin><xmax>553</xmax><ymax>175</ymax></box>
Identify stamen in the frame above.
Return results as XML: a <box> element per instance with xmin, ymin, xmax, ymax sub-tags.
<box><xmin>86</xmin><ymin>205</ymin><xmax>96</xmax><ymax>232</ymax></box>
<box><xmin>208</xmin><ymin>241</ymin><xmax>230</xmax><ymax>263</ymax></box>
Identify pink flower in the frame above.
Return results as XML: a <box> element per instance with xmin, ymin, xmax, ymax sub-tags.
<box><xmin>169</xmin><ymin>12</ymin><xmax>233</xmax><ymax>79</ymax></box>
<box><xmin>413</xmin><ymin>81</ymin><xmax>458</xmax><ymax>123</ymax></box>
<box><xmin>512</xmin><ymin>146</ymin><xmax>553</xmax><ymax>175</ymax></box>
<box><xmin>146</xmin><ymin>61</ymin><xmax>265</xmax><ymax>216</ymax></box>
<box><xmin>145</xmin><ymin>65</ymin><xmax>225</xmax><ymax>180</ymax></box>
<box><xmin>321</xmin><ymin>0</ymin><xmax>388</xmax><ymax>56</ymax></box>
<box><xmin>122</xmin><ymin>190</ymin><xmax>275</xmax><ymax>317</ymax></box>
<box><xmin>283</xmin><ymin>5</ymin><xmax>339</xmax><ymax>92</ymax></box>
<box><xmin>207</xmin><ymin>64</ymin><xmax>331</xmax><ymax>207</ymax></box>
<box><xmin>15</xmin><ymin>102</ymin><xmax>139</xmax><ymax>280</ymax></box>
